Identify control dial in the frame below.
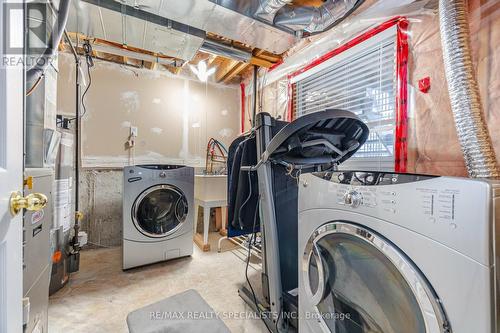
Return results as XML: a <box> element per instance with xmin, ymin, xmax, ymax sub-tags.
<box><xmin>159</xmin><ymin>171</ymin><xmax>167</xmax><ymax>178</ymax></box>
<box><xmin>344</xmin><ymin>190</ymin><xmax>363</xmax><ymax>208</ymax></box>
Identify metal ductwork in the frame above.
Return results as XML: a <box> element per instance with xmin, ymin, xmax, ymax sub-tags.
<box><xmin>200</xmin><ymin>39</ymin><xmax>252</xmax><ymax>63</ymax></box>
<box><xmin>121</xmin><ymin>0</ymin><xmax>296</xmax><ymax>54</ymax></box>
<box><xmin>439</xmin><ymin>0</ymin><xmax>499</xmax><ymax>178</ymax></box>
<box><xmin>254</xmin><ymin>0</ymin><xmax>293</xmax><ymax>23</ymax></box>
<box><xmin>27</xmin><ymin>0</ymin><xmax>72</xmax><ymax>85</ymax></box>
<box><xmin>274</xmin><ymin>0</ymin><xmax>363</xmax><ymax>34</ymax></box>
<box><xmin>66</xmin><ymin>0</ymin><xmax>297</xmax><ymax>61</ymax></box>
<box><xmin>66</xmin><ymin>0</ymin><xmax>206</xmax><ymax>62</ymax></box>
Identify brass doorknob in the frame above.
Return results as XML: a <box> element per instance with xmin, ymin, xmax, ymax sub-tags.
<box><xmin>9</xmin><ymin>192</ymin><xmax>48</xmax><ymax>216</ymax></box>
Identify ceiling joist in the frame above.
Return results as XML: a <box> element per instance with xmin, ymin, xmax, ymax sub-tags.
<box><xmin>215</xmin><ymin>58</ymin><xmax>239</xmax><ymax>82</ymax></box>
<box><xmin>222</xmin><ymin>62</ymin><xmax>249</xmax><ymax>83</ymax></box>
<box><xmin>61</xmin><ymin>31</ymin><xmax>283</xmax><ymax>84</ymax></box>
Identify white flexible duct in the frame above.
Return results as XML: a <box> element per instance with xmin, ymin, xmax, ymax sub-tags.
<box><xmin>439</xmin><ymin>0</ymin><xmax>499</xmax><ymax>178</ymax></box>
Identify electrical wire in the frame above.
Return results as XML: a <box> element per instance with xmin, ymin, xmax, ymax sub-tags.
<box><xmin>80</xmin><ymin>55</ymin><xmax>93</xmax><ymax>118</ymax></box>
<box><xmin>26</xmin><ymin>75</ymin><xmax>44</xmax><ymax>96</ymax></box>
<box><xmin>80</xmin><ymin>40</ymin><xmax>94</xmax><ymax>118</ymax></box>
<box><xmin>236</xmin><ymin>134</ymin><xmax>256</xmax><ymax>229</ymax></box>
<box><xmin>243</xmin><ymin>182</ymin><xmax>273</xmax><ymax>333</ymax></box>
<box><xmin>275</xmin><ymin>306</ymin><xmax>283</xmax><ymax>333</ymax></box>
<box><xmin>68</xmin><ymin>40</ymin><xmax>94</xmax><ymax>122</ymax></box>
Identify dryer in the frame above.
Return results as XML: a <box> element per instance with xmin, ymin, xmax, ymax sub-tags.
<box><xmin>123</xmin><ymin>165</ymin><xmax>194</xmax><ymax>270</ymax></box>
<box><xmin>298</xmin><ymin>171</ymin><xmax>500</xmax><ymax>333</ymax></box>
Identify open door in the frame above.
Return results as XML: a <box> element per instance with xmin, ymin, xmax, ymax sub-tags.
<box><xmin>0</xmin><ymin>1</ymin><xmax>25</xmax><ymax>332</ymax></box>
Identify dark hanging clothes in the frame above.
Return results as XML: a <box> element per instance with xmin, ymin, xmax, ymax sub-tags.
<box><xmin>227</xmin><ymin>135</ymin><xmax>260</xmax><ymax>237</ymax></box>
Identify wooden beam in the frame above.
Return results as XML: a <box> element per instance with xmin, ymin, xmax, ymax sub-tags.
<box><xmin>58</xmin><ymin>41</ymin><xmax>66</xmax><ymax>52</ymax></box>
<box><xmin>249</xmin><ymin>56</ymin><xmax>273</xmax><ymax>68</ymax></box>
<box><xmin>215</xmin><ymin>59</ymin><xmax>239</xmax><ymax>82</ymax></box>
<box><xmin>163</xmin><ymin>64</ymin><xmax>182</xmax><ymax>75</ymax></box>
<box><xmin>207</xmin><ymin>54</ymin><xmax>217</xmax><ymax>67</ymax></box>
<box><xmin>65</xmin><ymin>32</ymin><xmax>177</xmax><ymax>63</ymax></box>
<box><xmin>254</xmin><ymin>52</ymin><xmax>281</xmax><ymax>62</ymax></box>
<box><xmin>251</xmin><ymin>49</ymin><xmax>281</xmax><ymax>68</ymax></box>
<box><xmin>222</xmin><ymin>62</ymin><xmax>249</xmax><ymax>83</ymax></box>
<box><xmin>144</xmin><ymin>61</ymin><xmax>157</xmax><ymax>70</ymax></box>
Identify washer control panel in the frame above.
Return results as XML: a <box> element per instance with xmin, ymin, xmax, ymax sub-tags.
<box><xmin>304</xmin><ymin>171</ymin><xmax>496</xmax><ymax>266</ymax></box>
<box><xmin>343</xmin><ymin>190</ymin><xmax>363</xmax><ymax>208</ymax></box>
<box><xmin>319</xmin><ymin>171</ymin><xmax>438</xmax><ymax>214</ymax></box>
<box><xmin>319</xmin><ymin>171</ymin><xmax>436</xmax><ymax>186</ymax></box>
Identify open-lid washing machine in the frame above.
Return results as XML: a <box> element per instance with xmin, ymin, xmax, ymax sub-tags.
<box><xmin>229</xmin><ymin>109</ymin><xmax>370</xmax><ymax>331</ymax></box>
<box><xmin>299</xmin><ymin>171</ymin><xmax>500</xmax><ymax>333</ymax></box>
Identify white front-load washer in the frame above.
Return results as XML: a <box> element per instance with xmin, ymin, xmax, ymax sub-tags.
<box><xmin>298</xmin><ymin>171</ymin><xmax>500</xmax><ymax>333</ymax></box>
<box><xmin>123</xmin><ymin>164</ymin><xmax>194</xmax><ymax>270</ymax></box>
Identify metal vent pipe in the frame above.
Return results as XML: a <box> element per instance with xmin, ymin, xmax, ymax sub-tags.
<box><xmin>439</xmin><ymin>0</ymin><xmax>499</xmax><ymax>178</ymax></box>
<box><xmin>200</xmin><ymin>39</ymin><xmax>252</xmax><ymax>63</ymax></box>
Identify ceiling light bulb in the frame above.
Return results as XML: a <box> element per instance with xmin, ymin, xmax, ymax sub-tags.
<box><xmin>190</xmin><ymin>61</ymin><xmax>215</xmax><ymax>83</ymax></box>
<box><xmin>199</xmin><ymin>61</ymin><xmax>207</xmax><ymax>73</ymax></box>
<box><xmin>189</xmin><ymin>64</ymin><xmax>198</xmax><ymax>76</ymax></box>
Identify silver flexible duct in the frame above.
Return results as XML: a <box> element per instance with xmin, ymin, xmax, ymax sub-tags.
<box><xmin>254</xmin><ymin>0</ymin><xmax>293</xmax><ymax>23</ymax></box>
<box><xmin>306</xmin><ymin>0</ymin><xmax>358</xmax><ymax>33</ymax></box>
<box><xmin>439</xmin><ymin>0</ymin><xmax>499</xmax><ymax>178</ymax></box>
<box><xmin>274</xmin><ymin>0</ymin><xmax>359</xmax><ymax>33</ymax></box>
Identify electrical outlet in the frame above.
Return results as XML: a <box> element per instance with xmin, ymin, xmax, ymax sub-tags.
<box><xmin>130</xmin><ymin>126</ymin><xmax>138</xmax><ymax>137</ymax></box>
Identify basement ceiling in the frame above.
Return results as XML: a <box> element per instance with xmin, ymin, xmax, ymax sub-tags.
<box><xmin>63</xmin><ymin>0</ymin><xmax>367</xmax><ymax>83</ymax></box>
<box><xmin>64</xmin><ymin>0</ymin><xmax>289</xmax><ymax>84</ymax></box>
<box><xmin>114</xmin><ymin>0</ymin><xmax>297</xmax><ymax>54</ymax></box>
<box><xmin>66</xmin><ymin>1</ymin><xmax>206</xmax><ymax>61</ymax></box>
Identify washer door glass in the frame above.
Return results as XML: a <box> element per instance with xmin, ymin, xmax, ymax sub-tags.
<box><xmin>133</xmin><ymin>185</ymin><xmax>188</xmax><ymax>237</ymax></box>
<box><xmin>305</xmin><ymin>223</ymin><xmax>447</xmax><ymax>333</ymax></box>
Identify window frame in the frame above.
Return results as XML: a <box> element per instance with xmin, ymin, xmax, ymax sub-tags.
<box><xmin>286</xmin><ymin>17</ymin><xmax>409</xmax><ymax>172</ymax></box>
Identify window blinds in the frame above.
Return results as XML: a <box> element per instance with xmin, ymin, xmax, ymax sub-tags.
<box><xmin>292</xmin><ymin>32</ymin><xmax>397</xmax><ymax>170</ymax></box>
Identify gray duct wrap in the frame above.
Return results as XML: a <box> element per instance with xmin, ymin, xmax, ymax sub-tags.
<box><xmin>439</xmin><ymin>0</ymin><xmax>499</xmax><ymax>178</ymax></box>
<box><xmin>254</xmin><ymin>0</ymin><xmax>292</xmax><ymax>23</ymax></box>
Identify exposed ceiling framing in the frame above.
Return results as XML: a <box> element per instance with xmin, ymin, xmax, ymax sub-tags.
<box><xmin>63</xmin><ymin>0</ymin><xmax>292</xmax><ymax>84</ymax></box>
<box><xmin>60</xmin><ymin>32</ymin><xmax>281</xmax><ymax>84</ymax></box>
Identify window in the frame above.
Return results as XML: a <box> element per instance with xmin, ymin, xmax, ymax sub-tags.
<box><xmin>291</xmin><ymin>26</ymin><xmax>399</xmax><ymax>171</ymax></box>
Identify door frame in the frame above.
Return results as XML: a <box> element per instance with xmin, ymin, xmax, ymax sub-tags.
<box><xmin>0</xmin><ymin>0</ymin><xmax>25</xmax><ymax>331</ymax></box>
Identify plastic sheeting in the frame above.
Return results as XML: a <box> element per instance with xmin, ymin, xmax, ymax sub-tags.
<box><xmin>244</xmin><ymin>0</ymin><xmax>499</xmax><ymax>177</ymax></box>
<box><xmin>408</xmin><ymin>0</ymin><xmax>500</xmax><ymax>176</ymax></box>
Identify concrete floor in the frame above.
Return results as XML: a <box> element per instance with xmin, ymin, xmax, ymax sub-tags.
<box><xmin>48</xmin><ymin>233</ymin><xmax>267</xmax><ymax>333</ymax></box>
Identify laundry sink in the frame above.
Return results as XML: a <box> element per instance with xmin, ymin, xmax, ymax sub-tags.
<box><xmin>194</xmin><ymin>175</ymin><xmax>227</xmax><ymax>202</ymax></box>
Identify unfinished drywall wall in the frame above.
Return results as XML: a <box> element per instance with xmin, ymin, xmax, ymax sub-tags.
<box><xmin>57</xmin><ymin>54</ymin><xmax>240</xmax><ymax>168</ymax></box>
<box><xmin>57</xmin><ymin>55</ymin><xmax>241</xmax><ymax>246</ymax></box>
